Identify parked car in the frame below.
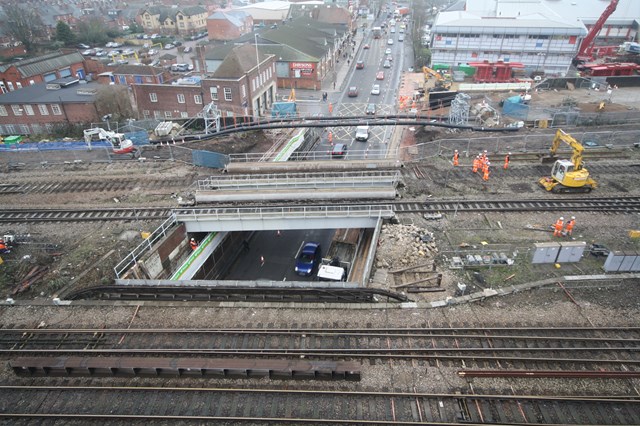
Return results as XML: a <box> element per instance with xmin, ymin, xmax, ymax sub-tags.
<box><xmin>383</xmin><ymin>60</ymin><xmax>391</xmax><ymax>68</ymax></box>
<box><xmin>331</xmin><ymin>143</ymin><xmax>348</xmax><ymax>158</ymax></box>
<box><xmin>183</xmin><ymin>46</ymin><xmax>193</xmax><ymax>53</ymax></box>
<box><xmin>295</xmin><ymin>242</ymin><xmax>321</xmax><ymax>276</ymax></box>
<box><xmin>365</xmin><ymin>103</ymin><xmax>376</xmax><ymax>115</ymax></box>
<box><xmin>150</xmin><ymin>34</ymin><xmax>160</xmax><ymax>39</ymax></box>
<box><xmin>356</xmin><ymin>60</ymin><xmax>365</xmax><ymax>69</ymax></box>
<box><xmin>164</xmin><ymin>44</ymin><xmax>175</xmax><ymax>49</ymax></box>
<box><xmin>348</xmin><ymin>86</ymin><xmax>358</xmax><ymax>97</ymax></box>
<box><xmin>77</xmin><ymin>43</ymin><xmax>90</xmax><ymax>49</ymax></box>
<box><xmin>94</xmin><ymin>50</ymin><xmax>106</xmax><ymax>56</ymax></box>
<box><xmin>371</xmin><ymin>84</ymin><xmax>381</xmax><ymax>95</ymax></box>
<box><xmin>148</xmin><ymin>49</ymin><xmax>158</xmax><ymax>55</ymax></box>
<box><xmin>356</xmin><ymin>125</ymin><xmax>370</xmax><ymax>141</ymax></box>
<box><xmin>81</xmin><ymin>49</ymin><xmax>95</xmax><ymax>56</ymax></box>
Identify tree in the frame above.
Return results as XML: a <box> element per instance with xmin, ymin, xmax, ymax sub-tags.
<box><xmin>94</xmin><ymin>86</ymin><xmax>134</xmax><ymax>122</ymax></box>
<box><xmin>75</xmin><ymin>18</ymin><xmax>110</xmax><ymax>46</ymax></box>
<box><xmin>0</xmin><ymin>3</ymin><xmax>45</xmax><ymax>52</ymax></box>
<box><xmin>55</xmin><ymin>21</ymin><xmax>75</xmax><ymax>46</ymax></box>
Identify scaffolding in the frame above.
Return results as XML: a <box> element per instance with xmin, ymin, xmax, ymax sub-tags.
<box><xmin>448</xmin><ymin>93</ymin><xmax>471</xmax><ymax>125</ymax></box>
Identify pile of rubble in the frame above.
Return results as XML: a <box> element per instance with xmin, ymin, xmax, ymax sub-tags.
<box><xmin>375</xmin><ymin>224</ymin><xmax>437</xmax><ymax>269</ymax></box>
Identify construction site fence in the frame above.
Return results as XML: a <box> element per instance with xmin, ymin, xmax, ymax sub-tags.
<box><xmin>403</xmin><ymin>128</ymin><xmax>640</xmax><ymax>160</ymax></box>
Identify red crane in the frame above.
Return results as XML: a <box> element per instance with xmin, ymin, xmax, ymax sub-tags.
<box><xmin>574</xmin><ymin>0</ymin><xmax>619</xmax><ymax>65</ymax></box>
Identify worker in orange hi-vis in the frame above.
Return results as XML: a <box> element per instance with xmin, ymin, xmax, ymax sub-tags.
<box><xmin>481</xmin><ymin>150</ymin><xmax>488</xmax><ymax>164</ymax></box>
<box><xmin>504</xmin><ymin>152</ymin><xmax>511</xmax><ymax>170</ymax></box>
<box><xmin>472</xmin><ymin>155</ymin><xmax>480</xmax><ymax>173</ymax></box>
<box><xmin>328</xmin><ymin>103</ymin><xmax>333</xmax><ymax>114</ymax></box>
<box><xmin>564</xmin><ymin>216</ymin><xmax>576</xmax><ymax>236</ymax></box>
<box><xmin>190</xmin><ymin>238</ymin><xmax>198</xmax><ymax>251</ymax></box>
<box><xmin>482</xmin><ymin>162</ymin><xmax>490</xmax><ymax>181</ymax></box>
<box><xmin>553</xmin><ymin>217</ymin><xmax>564</xmax><ymax>237</ymax></box>
<box><xmin>453</xmin><ymin>150</ymin><xmax>459</xmax><ymax>166</ymax></box>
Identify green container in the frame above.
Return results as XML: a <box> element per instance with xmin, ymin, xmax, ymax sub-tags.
<box><xmin>3</xmin><ymin>136</ymin><xmax>22</xmax><ymax>145</ymax></box>
<box><xmin>432</xmin><ymin>64</ymin><xmax>450</xmax><ymax>72</ymax></box>
<box><xmin>457</xmin><ymin>64</ymin><xmax>476</xmax><ymax>76</ymax></box>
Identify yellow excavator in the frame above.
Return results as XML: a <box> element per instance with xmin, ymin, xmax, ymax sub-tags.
<box><xmin>538</xmin><ymin>129</ymin><xmax>597</xmax><ymax>193</ymax></box>
<box><xmin>422</xmin><ymin>66</ymin><xmax>452</xmax><ymax>90</ymax></box>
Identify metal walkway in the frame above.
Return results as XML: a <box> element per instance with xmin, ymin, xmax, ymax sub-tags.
<box><xmin>195</xmin><ymin>171</ymin><xmax>401</xmax><ymax>203</ymax></box>
<box><xmin>173</xmin><ymin>205</ymin><xmax>395</xmax><ymax>233</ymax></box>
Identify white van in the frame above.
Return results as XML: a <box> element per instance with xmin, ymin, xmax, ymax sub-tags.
<box><xmin>171</xmin><ymin>63</ymin><xmax>189</xmax><ymax>72</ymax></box>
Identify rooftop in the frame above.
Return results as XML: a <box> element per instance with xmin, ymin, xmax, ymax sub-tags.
<box><xmin>0</xmin><ymin>79</ymin><xmax>101</xmax><ymax>104</ymax></box>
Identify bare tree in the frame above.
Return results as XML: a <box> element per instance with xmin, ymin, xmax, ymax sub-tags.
<box><xmin>0</xmin><ymin>3</ymin><xmax>45</xmax><ymax>52</ymax></box>
<box><xmin>94</xmin><ymin>86</ymin><xmax>134</xmax><ymax>122</ymax></box>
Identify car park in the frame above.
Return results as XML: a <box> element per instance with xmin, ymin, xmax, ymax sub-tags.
<box><xmin>376</xmin><ymin>71</ymin><xmax>385</xmax><ymax>80</ymax></box>
<box><xmin>371</xmin><ymin>84</ymin><xmax>381</xmax><ymax>95</ymax></box>
<box><xmin>356</xmin><ymin>60</ymin><xmax>365</xmax><ymax>69</ymax></box>
<box><xmin>355</xmin><ymin>125</ymin><xmax>370</xmax><ymax>141</ymax></box>
<box><xmin>383</xmin><ymin>60</ymin><xmax>391</xmax><ymax>68</ymax></box>
<box><xmin>365</xmin><ymin>103</ymin><xmax>376</xmax><ymax>115</ymax></box>
<box><xmin>331</xmin><ymin>143</ymin><xmax>348</xmax><ymax>157</ymax></box>
<box><xmin>295</xmin><ymin>242</ymin><xmax>321</xmax><ymax>276</ymax></box>
<box><xmin>348</xmin><ymin>86</ymin><xmax>358</xmax><ymax>97</ymax></box>
<box><xmin>387</xmin><ymin>38</ymin><xmax>394</xmax><ymax>45</ymax></box>
<box><xmin>122</xmin><ymin>48</ymin><xmax>135</xmax><ymax>55</ymax></box>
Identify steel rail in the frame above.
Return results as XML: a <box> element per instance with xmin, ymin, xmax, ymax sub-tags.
<box><xmin>1</xmin><ymin>197</ymin><xmax>640</xmax><ymax>222</ymax></box>
<box><xmin>0</xmin><ymin>385</ymin><xmax>637</xmax><ymax>425</ymax></box>
<box><xmin>458</xmin><ymin>370</ymin><xmax>640</xmax><ymax>378</ymax></box>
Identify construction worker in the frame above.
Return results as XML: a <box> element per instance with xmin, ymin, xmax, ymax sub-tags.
<box><xmin>564</xmin><ymin>216</ymin><xmax>576</xmax><ymax>236</ymax></box>
<box><xmin>453</xmin><ymin>150</ymin><xmax>459</xmax><ymax>166</ymax></box>
<box><xmin>472</xmin><ymin>155</ymin><xmax>480</xmax><ymax>173</ymax></box>
<box><xmin>0</xmin><ymin>239</ymin><xmax>8</xmax><ymax>254</ymax></box>
<box><xmin>328</xmin><ymin>103</ymin><xmax>333</xmax><ymax>114</ymax></box>
<box><xmin>190</xmin><ymin>238</ymin><xmax>198</xmax><ymax>251</ymax></box>
<box><xmin>553</xmin><ymin>217</ymin><xmax>564</xmax><ymax>237</ymax></box>
<box><xmin>482</xmin><ymin>161</ymin><xmax>490</xmax><ymax>181</ymax></box>
<box><xmin>481</xmin><ymin>150</ymin><xmax>488</xmax><ymax>165</ymax></box>
<box><xmin>504</xmin><ymin>152</ymin><xmax>511</xmax><ymax>170</ymax></box>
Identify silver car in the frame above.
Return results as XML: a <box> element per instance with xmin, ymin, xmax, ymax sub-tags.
<box><xmin>371</xmin><ymin>84</ymin><xmax>381</xmax><ymax>95</ymax></box>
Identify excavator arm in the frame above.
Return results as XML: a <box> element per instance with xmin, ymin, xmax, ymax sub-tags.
<box><xmin>549</xmin><ymin>129</ymin><xmax>585</xmax><ymax>170</ymax></box>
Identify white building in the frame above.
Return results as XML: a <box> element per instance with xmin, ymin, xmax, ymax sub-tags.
<box><xmin>430</xmin><ymin>0</ymin><xmax>640</xmax><ymax>76</ymax></box>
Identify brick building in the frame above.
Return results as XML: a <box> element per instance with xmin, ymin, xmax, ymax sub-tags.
<box><xmin>133</xmin><ymin>45</ymin><xmax>276</xmax><ymax>120</ymax></box>
<box><xmin>0</xmin><ymin>77</ymin><xmax>101</xmax><ymax>136</ymax></box>
<box><xmin>0</xmin><ymin>51</ymin><xmax>103</xmax><ymax>93</ymax></box>
<box><xmin>139</xmin><ymin>6</ymin><xmax>208</xmax><ymax>36</ymax></box>
<box><xmin>96</xmin><ymin>65</ymin><xmax>171</xmax><ymax>86</ymax></box>
<box><xmin>207</xmin><ymin>11</ymin><xmax>253</xmax><ymax>41</ymax></box>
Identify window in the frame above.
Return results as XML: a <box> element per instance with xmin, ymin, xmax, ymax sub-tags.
<box><xmin>143</xmin><ymin>110</ymin><xmax>150</xmax><ymax>118</ymax></box>
<box><xmin>194</xmin><ymin>94</ymin><xmax>202</xmax><ymax>104</ymax></box>
<box><xmin>210</xmin><ymin>87</ymin><xmax>218</xmax><ymax>100</ymax></box>
<box><xmin>150</xmin><ymin>93</ymin><xmax>158</xmax><ymax>102</ymax></box>
<box><xmin>224</xmin><ymin>87</ymin><xmax>232</xmax><ymax>101</ymax></box>
<box><xmin>154</xmin><ymin>111</ymin><xmax>162</xmax><ymax>119</ymax></box>
<box><xmin>31</xmin><ymin>124</ymin><xmax>41</xmax><ymax>134</ymax></box>
<box><xmin>23</xmin><ymin>105</ymin><xmax>34</xmax><ymax>115</ymax></box>
<box><xmin>0</xmin><ymin>105</ymin><xmax>7</xmax><ymax>116</ymax></box>
<box><xmin>177</xmin><ymin>93</ymin><xmax>185</xmax><ymax>103</ymax></box>
<box><xmin>12</xmin><ymin>105</ymin><xmax>23</xmax><ymax>115</ymax></box>
<box><xmin>51</xmin><ymin>104</ymin><xmax>62</xmax><ymax>115</ymax></box>
<box><xmin>241</xmin><ymin>85</ymin><xmax>246</xmax><ymax>98</ymax></box>
<box><xmin>20</xmin><ymin>124</ymin><xmax>29</xmax><ymax>134</ymax></box>
<box><xmin>164</xmin><ymin>111</ymin><xmax>172</xmax><ymax>118</ymax></box>
<box><xmin>5</xmin><ymin>124</ymin><xmax>15</xmax><ymax>134</ymax></box>
<box><xmin>38</xmin><ymin>104</ymin><xmax>49</xmax><ymax>115</ymax></box>
<box><xmin>181</xmin><ymin>112</ymin><xmax>188</xmax><ymax>118</ymax></box>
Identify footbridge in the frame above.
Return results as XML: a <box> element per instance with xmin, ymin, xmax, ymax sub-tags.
<box><xmin>195</xmin><ymin>171</ymin><xmax>401</xmax><ymax>203</ymax></box>
<box><xmin>173</xmin><ymin>205</ymin><xmax>395</xmax><ymax>233</ymax></box>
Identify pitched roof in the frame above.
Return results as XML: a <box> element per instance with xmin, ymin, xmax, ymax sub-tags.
<box><xmin>143</xmin><ymin>5</ymin><xmax>206</xmax><ymax>22</ymax></box>
<box><xmin>260</xmin><ymin>17</ymin><xmax>345</xmax><ymax>58</ymax></box>
<box><xmin>0</xmin><ymin>51</ymin><xmax>85</xmax><ymax>78</ymax></box>
<box><xmin>212</xmin><ymin>44</ymin><xmax>272</xmax><ymax>78</ymax></box>
<box><xmin>209</xmin><ymin>10</ymin><xmax>250</xmax><ymax>28</ymax></box>
<box><xmin>0</xmin><ymin>80</ymin><xmax>101</xmax><ymax>104</ymax></box>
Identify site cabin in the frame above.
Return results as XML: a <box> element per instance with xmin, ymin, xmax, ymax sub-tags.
<box><xmin>372</xmin><ymin>27</ymin><xmax>382</xmax><ymax>39</ymax></box>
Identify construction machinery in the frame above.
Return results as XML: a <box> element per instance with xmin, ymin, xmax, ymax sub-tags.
<box><xmin>422</xmin><ymin>66</ymin><xmax>452</xmax><ymax>90</ymax></box>
<box><xmin>573</xmin><ymin>0</ymin><xmax>619</xmax><ymax>66</ymax></box>
<box><xmin>538</xmin><ymin>129</ymin><xmax>597</xmax><ymax>193</ymax></box>
<box><xmin>83</xmin><ymin>128</ymin><xmax>136</xmax><ymax>155</ymax></box>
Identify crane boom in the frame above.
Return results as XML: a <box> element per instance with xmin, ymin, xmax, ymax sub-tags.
<box><xmin>575</xmin><ymin>0</ymin><xmax>619</xmax><ymax>62</ymax></box>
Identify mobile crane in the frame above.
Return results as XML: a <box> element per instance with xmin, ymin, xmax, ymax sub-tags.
<box><xmin>83</xmin><ymin>127</ymin><xmax>136</xmax><ymax>155</ymax></box>
<box><xmin>573</xmin><ymin>0</ymin><xmax>619</xmax><ymax>66</ymax></box>
<box><xmin>538</xmin><ymin>129</ymin><xmax>597</xmax><ymax>193</ymax></box>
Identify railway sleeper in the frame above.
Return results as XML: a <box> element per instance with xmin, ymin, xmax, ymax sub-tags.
<box><xmin>10</xmin><ymin>356</ymin><xmax>361</xmax><ymax>381</ymax></box>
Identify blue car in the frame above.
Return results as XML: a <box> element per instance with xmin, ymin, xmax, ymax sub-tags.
<box><xmin>295</xmin><ymin>242</ymin><xmax>321</xmax><ymax>276</ymax></box>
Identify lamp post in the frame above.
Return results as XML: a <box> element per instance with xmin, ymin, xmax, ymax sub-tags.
<box><xmin>254</xmin><ymin>33</ymin><xmax>261</xmax><ymax>117</ymax></box>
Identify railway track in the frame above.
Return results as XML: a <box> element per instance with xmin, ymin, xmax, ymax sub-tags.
<box><xmin>1</xmin><ymin>197</ymin><xmax>639</xmax><ymax>222</ymax></box>
<box><xmin>2</xmin><ymin>326</ymin><xmax>638</xmax><ymax>368</ymax></box>
<box><xmin>0</xmin><ymin>177</ymin><xmax>192</xmax><ymax>195</ymax></box>
<box><xmin>0</xmin><ymin>385</ymin><xmax>638</xmax><ymax>424</ymax></box>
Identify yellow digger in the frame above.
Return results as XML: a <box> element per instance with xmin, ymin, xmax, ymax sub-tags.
<box><xmin>538</xmin><ymin>129</ymin><xmax>597</xmax><ymax>193</ymax></box>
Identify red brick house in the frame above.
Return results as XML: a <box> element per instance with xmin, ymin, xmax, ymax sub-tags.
<box><xmin>0</xmin><ymin>77</ymin><xmax>102</xmax><ymax>136</ymax></box>
<box><xmin>96</xmin><ymin>65</ymin><xmax>171</xmax><ymax>86</ymax></box>
<box><xmin>207</xmin><ymin>11</ymin><xmax>253</xmax><ymax>41</ymax></box>
<box><xmin>0</xmin><ymin>51</ymin><xmax>103</xmax><ymax>93</ymax></box>
<box><xmin>132</xmin><ymin>44</ymin><xmax>276</xmax><ymax>120</ymax></box>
